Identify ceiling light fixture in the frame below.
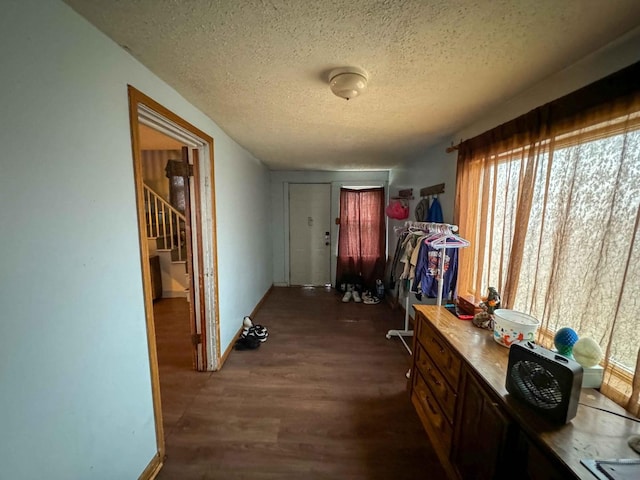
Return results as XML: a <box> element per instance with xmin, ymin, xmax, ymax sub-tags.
<box><xmin>328</xmin><ymin>67</ymin><xmax>368</xmax><ymax>100</ymax></box>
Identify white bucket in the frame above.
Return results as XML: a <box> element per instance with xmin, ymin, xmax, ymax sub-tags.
<box><xmin>493</xmin><ymin>309</ymin><xmax>540</xmax><ymax>348</ymax></box>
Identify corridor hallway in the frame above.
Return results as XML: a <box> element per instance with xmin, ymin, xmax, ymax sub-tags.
<box><xmin>153</xmin><ymin>287</ymin><xmax>445</xmax><ymax>479</ymax></box>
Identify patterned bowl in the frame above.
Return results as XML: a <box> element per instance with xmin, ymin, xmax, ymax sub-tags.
<box><xmin>493</xmin><ymin>309</ymin><xmax>540</xmax><ymax>348</ymax></box>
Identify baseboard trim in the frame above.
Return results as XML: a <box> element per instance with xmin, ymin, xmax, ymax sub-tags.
<box><xmin>138</xmin><ymin>452</ymin><xmax>163</xmax><ymax>480</ymax></box>
<box><xmin>250</xmin><ymin>284</ymin><xmax>274</xmax><ymax>318</ymax></box>
<box><xmin>218</xmin><ymin>285</ymin><xmax>275</xmax><ymax>370</ymax></box>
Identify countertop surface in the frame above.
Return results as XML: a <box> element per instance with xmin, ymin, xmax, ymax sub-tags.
<box><xmin>413</xmin><ymin>304</ymin><xmax>640</xmax><ymax>479</ymax></box>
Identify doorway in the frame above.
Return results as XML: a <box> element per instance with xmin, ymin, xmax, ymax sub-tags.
<box><xmin>127</xmin><ymin>86</ymin><xmax>220</xmax><ymax>463</ymax></box>
<box><xmin>289</xmin><ymin>183</ymin><xmax>331</xmax><ymax>286</ymax></box>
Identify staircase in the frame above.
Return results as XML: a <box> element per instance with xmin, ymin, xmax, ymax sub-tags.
<box><xmin>144</xmin><ymin>184</ymin><xmax>189</xmax><ymax>298</ymax></box>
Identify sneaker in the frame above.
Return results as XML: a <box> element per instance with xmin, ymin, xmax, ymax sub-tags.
<box><xmin>342</xmin><ymin>290</ymin><xmax>352</xmax><ymax>302</ymax></box>
<box><xmin>352</xmin><ymin>290</ymin><xmax>362</xmax><ymax>303</ymax></box>
<box><xmin>234</xmin><ymin>336</ymin><xmax>261</xmax><ymax>350</ymax></box>
<box><xmin>364</xmin><ymin>295</ymin><xmax>380</xmax><ymax>305</ymax></box>
<box><xmin>250</xmin><ymin>324</ymin><xmax>269</xmax><ymax>342</ymax></box>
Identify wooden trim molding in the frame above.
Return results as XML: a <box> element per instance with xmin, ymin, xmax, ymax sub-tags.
<box><xmin>129</xmin><ymin>86</ymin><xmax>222</xmax><ymax>370</ymax></box>
<box><xmin>192</xmin><ymin>150</ymin><xmax>208</xmax><ymax>370</ymax></box>
<box><xmin>138</xmin><ymin>453</ymin><xmax>163</xmax><ymax>480</ymax></box>
<box><xmin>206</xmin><ymin>139</ymin><xmax>222</xmax><ymax>370</ymax></box>
<box><xmin>129</xmin><ymin>87</ymin><xmax>213</xmax><ymax>145</ymax></box>
<box><xmin>128</xmin><ymin>87</ymin><xmax>166</xmax><ymax>460</ymax></box>
<box><xmin>127</xmin><ymin>85</ymin><xmax>221</xmax><ymax>465</ymax></box>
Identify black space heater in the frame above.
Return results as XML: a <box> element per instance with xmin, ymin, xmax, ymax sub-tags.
<box><xmin>506</xmin><ymin>342</ymin><xmax>583</xmax><ymax>424</ymax></box>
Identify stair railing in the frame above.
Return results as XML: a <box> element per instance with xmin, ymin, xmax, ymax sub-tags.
<box><xmin>143</xmin><ymin>184</ymin><xmax>187</xmax><ymax>261</ymax></box>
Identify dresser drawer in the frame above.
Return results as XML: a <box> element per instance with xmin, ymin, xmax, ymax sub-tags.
<box><xmin>412</xmin><ymin>369</ymin><xmax>453</xmax><ymax>454</ymax></box>
<box><xmin>417</xmin><ymin>315</ymin><xmax>461</xmax><ymax>390</ymax></box>
<box><xmin>415</xmin><ymin>343</ymin><xmax>457</xmax><ymax>423</ymax></box>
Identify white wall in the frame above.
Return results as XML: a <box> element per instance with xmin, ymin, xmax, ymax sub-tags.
<box><xmin>215</xmin><ymin>138</ymin><xmax>272</xmax><ymax>350</ymax></box>
<box><xmin>271</xmin><ymin>170</ymin><xmax>389</xmax><ymax>286</ymax></box>
<box><xmin>388</xmin><ymin>26</ymin><xmax>640</xmax><ymax>307</ymax></box>
<box><xmin>0</xmin><ymin>1</ymin><xmax>271</xmax><ymax>478</ymax></box>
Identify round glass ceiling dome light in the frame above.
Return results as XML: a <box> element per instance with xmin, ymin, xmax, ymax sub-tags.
<box><xmin>329</xmin><ymin>67</ymin><xmax>368</xmax><ymax>100</ymax></box>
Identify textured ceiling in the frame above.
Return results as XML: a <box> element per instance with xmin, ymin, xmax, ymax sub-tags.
<box><xmin>65</xmin><ymin>0</ymin><xmax>640</xmax><ymax>171</ymax></box>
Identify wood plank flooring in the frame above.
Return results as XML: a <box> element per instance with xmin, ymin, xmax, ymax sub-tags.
<box><xmin>153</xmin><ymin>287</ymin><xmax>446</xmax><ymax>479</ymax></box>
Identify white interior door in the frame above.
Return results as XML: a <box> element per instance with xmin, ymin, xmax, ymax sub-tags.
<box><xmin>289</xmin><ymin>183</ymin><xmax>331</xmax><ymax>286</ymax></box>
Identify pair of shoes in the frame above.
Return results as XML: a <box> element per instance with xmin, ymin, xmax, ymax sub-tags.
<box><xmin>343</xmin><ymin>291</ymin><xmax>362</xmax><ymax>302</ymax></box>
<box><xmin>250</xmin><ymin>325</ymin><xmax>269</xmax><ymax>342</ymax></box>
<box><xmin>362</xmin><ymin>291</ymin><xmax>381</xmax><ymax>305</ymax></box>
<box><xmin>341</xmin><ymin>284</ymin><xmax>362</xmax><ymax>303</ymax></box>
<box><xmin>342</xmin><ymin>283</ymin><xmax>353</xmax><ymax>302</ymax></box>
<box><xmin>242</xmin><ymin>325</ymin><xmax>269</xmax><ymax>342</ymax></box>
<box><xmin>235</xmin><ymin>336</ymin><xmax>261</xmax><ymax>350</ymax></box>
<box><xmin>241</xmin><ymin>316</ymin><xmax>269</xmax><ymax>342</ymax></box>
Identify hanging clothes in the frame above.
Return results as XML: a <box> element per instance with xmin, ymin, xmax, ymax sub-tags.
<box><xmin>392</xmin><ymin>220</ymin><xmax>468</xmax><ymax>306</ymax></box>
<box><xmin>399</xmin><ymin>232</ymin><xmax>423</xmax><ymax>281</ymax></box>
<box><xmin>426</xmin><ymin>197</ymin><xmax>444</xmax><ymax>223</ymax></box>
<box><xmin>388</xmin><ymin>230</ymin><xmax>409</xmax><ymax>290</ymax></box>
<box><xmin>414</xmin><ymin>198</ymin><xmax>429</xmax><ymax>222</ymax></box>
<box><xmin>412</xmin><ymin>243</ymin><xmax>459</xmax><ymax>300</ymax></box>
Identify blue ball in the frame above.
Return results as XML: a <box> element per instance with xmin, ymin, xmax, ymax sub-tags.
<box><xmin>554</xmin><ymin>327</ymin><xmax>579</xmax><ymax>356</ymax></box>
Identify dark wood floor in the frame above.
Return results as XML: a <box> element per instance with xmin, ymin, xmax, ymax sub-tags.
<box><xmin>153</xmin><ymin>287</ymin><xmax>446</xmax><ymax>480</ymax></box>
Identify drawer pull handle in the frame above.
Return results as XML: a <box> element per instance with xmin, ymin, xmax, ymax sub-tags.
<box><xmin>428</xmin><ymin>371</ymin><xmax>441</xmax><ymax>386</ymax></box>
<box><xmin>432</xmin><ymin>337</ymin><xmax>445</xmax><ymax>354</ymax></box>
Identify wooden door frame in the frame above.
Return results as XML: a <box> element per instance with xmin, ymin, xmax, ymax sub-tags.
<box><xmin>127</xmin><ymin>86</ymin><xmax>221</xmax><ymax>463</ymax></box>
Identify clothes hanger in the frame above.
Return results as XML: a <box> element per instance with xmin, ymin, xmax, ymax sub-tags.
<box><xmin>423</xmin><ymin>230</ymin><xmax>445</xmax><ymax>243</ymax></box>
<box><xmin>422</xmin><ymin>223</ymin><xmax>450</xmax><ymax>243</ymax></box>
<box><xmin>430</xmin><ymin>231</ymin><xmax>470</xmax><ymax>249</ymax></box>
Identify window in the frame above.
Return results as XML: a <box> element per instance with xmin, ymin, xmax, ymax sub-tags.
<box><xmin>336</xmin><ymin>188</ymin><xmax>386</xmax><ymax>290</ymax></box>
<box><xmin>476</xmin><ymin>124</ymin><xmax>639</xmax><ymax>369</ymax></box>
<box><xmin>454</xmin><ymin>62</ymin><xmax>640</xmax><ymax>412</ymax></box>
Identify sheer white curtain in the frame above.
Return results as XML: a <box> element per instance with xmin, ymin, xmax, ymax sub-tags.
<box><xmin>455</xmin><ymin>62</ymin><xmax>640</xmax><ymax>413</ymax></box>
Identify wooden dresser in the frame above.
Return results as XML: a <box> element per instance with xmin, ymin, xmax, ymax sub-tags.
<box><xmin>410</xmin><ymin>305</ymin><xmax>640</xmax><ymax>480</ymax></box>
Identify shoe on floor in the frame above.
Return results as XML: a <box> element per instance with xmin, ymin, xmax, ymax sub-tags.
<box><xmin>250</xmin><ymin>324</ymin><xmax>269</xmax><ymax>342</ymax></box>
<box><xmin>352</xmin><ymin>290</ymin><xmax>362</xmax><ymax>303</ymax></box>
<box><xmin>364</xmin><ymin>295</ymin><xmax>380</xmax><ymax>305</ymax></box>
<box><xmin>342</xmin><ymin>290</ymin><xmax>352</xmax><ymax>302</ymax></box>
<box><xmin>234</xmin><ymin>336</ymin><xmax>261</xmax><ymax>350</ymax></box>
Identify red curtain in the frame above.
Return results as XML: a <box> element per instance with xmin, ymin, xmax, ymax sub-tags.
<box><xmin>336</xmin><ymin>188</ymin><xmax>386</xmax><ymax>289</ymax></box>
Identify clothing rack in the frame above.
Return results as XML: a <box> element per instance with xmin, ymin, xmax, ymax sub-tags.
<box><xmin>403</xmin><ymin>220</ymin><xmax>457</xmax><ymax>233</ymax></box>
<box><xmin>386</xmin><ymin>221</ymin><xmax>469</xmax><ymax>356</ymax></box>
